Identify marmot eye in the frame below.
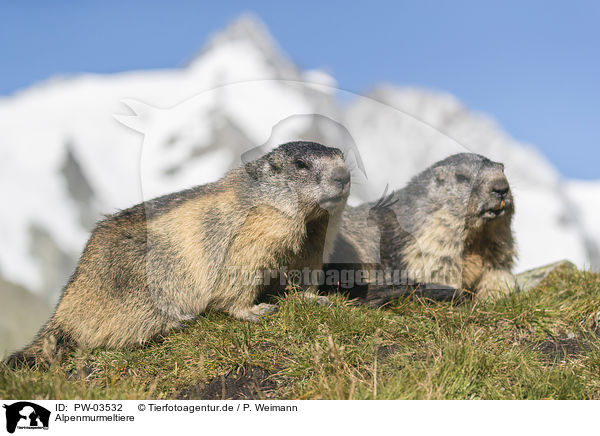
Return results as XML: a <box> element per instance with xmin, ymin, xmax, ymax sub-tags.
<box><xmin>295</xmin><ymin>159</ymin><xmax>308</xmax><ymax>170</ymax></box>
<box><xmin>455</xmin><ymin>173</ymin><xmax>471</xmax><ymax>183</ymax></box>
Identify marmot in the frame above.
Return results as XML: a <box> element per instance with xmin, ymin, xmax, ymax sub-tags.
<box><xmin>6</xmin><ymin>141</ymin><xmax>351</xmax><ymax>368</ymax></box>
<box><xmin>329</xmin><ymin>153</ymin><xmax>516</xmax><ymax>305</ymax></box>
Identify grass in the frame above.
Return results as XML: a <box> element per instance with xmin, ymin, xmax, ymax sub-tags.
<box><xmin>2</xmin><ymin>266</ymin><xmax>600</xmax><ymax>400</ymax></box>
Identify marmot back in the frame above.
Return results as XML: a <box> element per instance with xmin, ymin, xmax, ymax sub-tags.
<box><xmin>7</xmin><ymin>141</ymin><xmax>351</xmax><ymax>368</ymax></box>
<box><xmin>331</xmin><ymin>153</ymin><xmax>517</xmax><ymax>305</ymax></box>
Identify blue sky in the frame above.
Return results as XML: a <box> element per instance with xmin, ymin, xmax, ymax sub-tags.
<box><xmin>1</xmin><ymin>1</ymin><xmax>598</xmax><ymax>179</ymax></box>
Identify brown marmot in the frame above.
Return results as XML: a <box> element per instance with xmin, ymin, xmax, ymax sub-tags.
<box><xmin>329</xmin><ymin>153</ymin><xmax>517</xmax><ymax>305</ymax></box>
<box><xmin>6</xmin><ymin>141</ymin><xmax>351</xmax><ymax>368</ymax></box>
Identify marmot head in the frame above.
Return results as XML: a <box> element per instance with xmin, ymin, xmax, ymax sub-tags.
<box><xmin>244</xmin><ymin>141</ymin><xmax>351</xmax><ymax>219</ymax></box>
<box><xmin>426</xmin><ymin>153</ymin><xmax>514</xmax><ymax>230</ymax></box>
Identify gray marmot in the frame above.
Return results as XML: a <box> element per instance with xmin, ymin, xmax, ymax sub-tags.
<box><xmin>6</xmin><ymin>141</ymin><xmax>350</xmax><ymax>368</ymax></box>
<box><xmin>330</xmin><ymin>153</ymin><xmax>516</xmax><ymax>305</ymax></box>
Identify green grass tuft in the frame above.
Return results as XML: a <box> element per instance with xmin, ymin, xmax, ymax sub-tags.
<box><xmin>2</xmin><ymin>268</ymin><xmax>600</xmax><ymax>399</ymax></box>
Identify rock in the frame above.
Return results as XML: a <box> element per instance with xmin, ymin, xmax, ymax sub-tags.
<box><xmin>515</xmin><ymin>260</ymin><xmax>577</xmax><ymax>292</ymax></box>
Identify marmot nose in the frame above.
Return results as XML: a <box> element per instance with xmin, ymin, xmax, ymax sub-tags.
<box><xmin>491</xmin><ymin>178</ymin><xmax>510</xmax><ymax>198</ymax></box>
<box><xmin>332</xmin><ymin>166</ymin><xmax>351</xmax><ymax>191</ymax></box>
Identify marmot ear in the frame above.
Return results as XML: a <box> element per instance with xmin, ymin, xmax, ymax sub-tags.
<box><xmin>245</xmin><ymin>159</ymin><xmax>277</xmax><ymax>180</ymax></box>
<box><xmin>266</xmin><ymin>155</ymin><xmax>283</xmax><ymax>173</ymax></box>
<box><xmin>433</xmin><ymin>166</ymin><xmax>447</xmax><ymax>185</ymax></box>
<box><xmin>244</xmin><ymin>161</ymin><xmax>263</xmax><ymax>181</ymax></box>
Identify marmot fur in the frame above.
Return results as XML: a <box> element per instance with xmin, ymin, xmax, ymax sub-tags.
<box><xmin>7</xmin><ymin>141</ymin><xmax>350</xmax><ymax>368</ymax></box>
<box><xmin>330</xmin><ymin>153</ymin><xmax>517</xmax><ymax>305</ymax></box>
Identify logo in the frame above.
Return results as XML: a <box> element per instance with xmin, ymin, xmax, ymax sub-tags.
<box><xmin>2</xmin><ymin>402</ymin><xmax>50</xmax><ymax>434</ymax></box>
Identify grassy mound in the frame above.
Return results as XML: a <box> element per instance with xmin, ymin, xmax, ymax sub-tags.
<box><xmin>2</xmin><ymin>266</ymin><xmax>600</xmax><ymax>399</ymax></box>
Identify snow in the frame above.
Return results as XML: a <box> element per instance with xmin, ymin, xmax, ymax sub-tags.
<box><xmin>0</xmin><ymin>15</ymin><xmax>597</xmax><ymax>300</ymax></box>
<box><xmin>564</xmin><ymin>180</ymin><xmax>600</xmax><ymax>269</ymax></box>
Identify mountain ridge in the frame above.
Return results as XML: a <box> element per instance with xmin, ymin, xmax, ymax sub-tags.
<box><xmin>0</xmin><ymin>14</ymin><xmax>597</xmax><ymax>308</ymax></box>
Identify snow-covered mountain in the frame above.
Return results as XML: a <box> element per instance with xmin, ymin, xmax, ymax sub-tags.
<box><xmin>0</xmin><ymin>14</ymin><xmax>598</xmax><ymax>305</ymax></box>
